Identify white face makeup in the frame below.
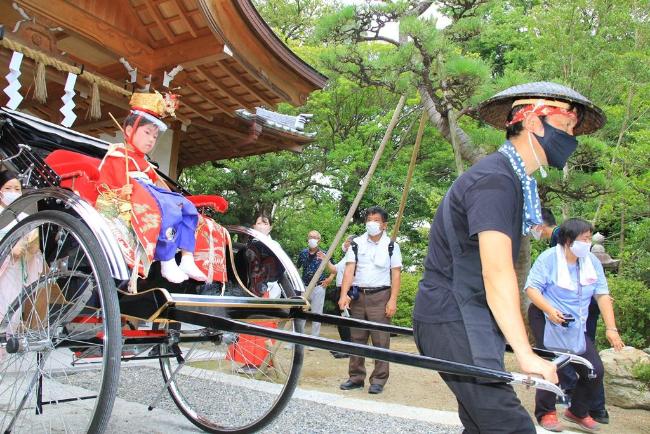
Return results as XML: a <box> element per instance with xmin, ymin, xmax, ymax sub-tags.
<box><xmin>126</xmin><ymin>123</ymin><xmax>160</xmax><ymax>154</ymax></box>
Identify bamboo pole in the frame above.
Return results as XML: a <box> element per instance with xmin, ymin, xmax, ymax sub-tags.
<box><xmin>303</xmin><ymin>95</ymin><xmax>407</xmax><ymax>301</ymax></box>
<box><xmin>108</xmin><ymin>113</ymin><xmax>131</xmax><ymax>193</ymax></box>
<box><xmin>391</xmin><ymin>111</ymin><xmax>427</xmax><ymax>241</ymax></box>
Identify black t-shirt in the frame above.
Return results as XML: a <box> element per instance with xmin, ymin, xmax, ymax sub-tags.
<box><xmin>413</xmin><ymin>152</ymin><xmax>523</xmax><ymax>324</ymax></box>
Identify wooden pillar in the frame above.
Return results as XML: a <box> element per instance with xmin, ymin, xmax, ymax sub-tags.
<box><xmin>168</xmin><ymin>121</ymin><xmax>182</xmax><ymax>180</ymax></box>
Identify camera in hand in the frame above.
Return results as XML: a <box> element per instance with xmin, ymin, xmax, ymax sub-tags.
<box><xmin>561</xmin><ymin>313</ymin><xmax>575</xmax><ymax>327</ymax></box>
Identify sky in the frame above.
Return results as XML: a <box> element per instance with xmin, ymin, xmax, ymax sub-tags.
<box><xmin>340</xmin><ymin>1</ymin><xmax>452</xmax><ymax>41</ymax></box>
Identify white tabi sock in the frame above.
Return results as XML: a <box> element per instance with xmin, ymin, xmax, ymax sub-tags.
<box><xmin>179</xmin><ymin>254</ymin><xmax>208</xmax><ymax>282</ymax></box>
<box><xmin>160</xmin><ymin>258</ymin><xmax>189</xmax><ymax>284</ymax></box>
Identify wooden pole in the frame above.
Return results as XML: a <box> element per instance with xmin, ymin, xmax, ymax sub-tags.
<box><xmin>303</xmin><ymin>95</ymin><xmax>407</xmax><ymax>301</ymax></box>
<box><xmin>392</xmin><ymin>111</ymin><xmax>427</xmax><ymax>241</ymax></box>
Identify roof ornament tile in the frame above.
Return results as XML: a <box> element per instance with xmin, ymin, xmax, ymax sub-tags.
<box><xmin>255</xmin><ymin>107</ymin><xmax>313</xmax><ymax>131</ymax></box>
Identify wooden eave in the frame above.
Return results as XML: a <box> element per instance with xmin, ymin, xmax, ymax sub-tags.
<box><xmin>0</xmin><ymin>0</ymin><xmax>326</xmax><ymax>164</ymax></box>
<box><xmin>198</xmin><ymin>0</ymin><xmax>327</xmax><ymax>106</ymax></box>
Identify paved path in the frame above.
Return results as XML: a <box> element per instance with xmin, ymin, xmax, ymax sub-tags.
<box><xmin>107</xmin><ymin>365</ymin><xmax>575</xmax><ymax>433</ymax></box>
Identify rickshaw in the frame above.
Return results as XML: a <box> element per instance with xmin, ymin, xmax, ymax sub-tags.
<box><xmin>0</xmin><ymin>106</ymin><xmax>594</xmax><ymax>433</ymax></box>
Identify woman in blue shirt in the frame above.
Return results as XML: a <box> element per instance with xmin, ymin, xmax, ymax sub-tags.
<box><xmin>526</xmin><ymin>218</ymin><xmax>623</xmax><ymax>433</ymax></box>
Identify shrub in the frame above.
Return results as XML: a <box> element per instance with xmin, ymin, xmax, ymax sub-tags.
<box><xmin>595</xmin><ymin>276</ymin><xmax>650</xmax><ymax>349</ymax></box>
<box><xmin>393</xmin><ymin>272</ymin><xmax>422</xmax><ymax>327</ymax></box>
<box><xmin>632</xmin><ymin>362</ymin><xmax>650</xmax><ymax>387</ymax></box>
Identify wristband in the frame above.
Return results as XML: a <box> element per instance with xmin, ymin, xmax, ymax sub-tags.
<box><xmin>606</xmin><ymin>327</ymin><xmax>618</xmax><ymax>332</ymax></box>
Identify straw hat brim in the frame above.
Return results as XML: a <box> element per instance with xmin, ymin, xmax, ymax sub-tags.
<box><xmin>477</xmin><ymin>82</ymin><xmax>606</xmax><ymax>136</ymax></box>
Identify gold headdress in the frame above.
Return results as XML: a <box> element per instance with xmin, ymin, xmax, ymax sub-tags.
<box><xmin>128</xmin><ymin>91</ymin><xmax>179</xmax><ymax>132</ymax></box>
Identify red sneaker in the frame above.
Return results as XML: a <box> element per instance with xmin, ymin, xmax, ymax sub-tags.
<box><xmin>540</xmin><ymin>411</ymin><xmax>564</xmax><ymax>432</ymax></box>
<box><xmin>563</xmin><ymin>409</ymin><xmax>600</xmax><ymax>432</ymax></box>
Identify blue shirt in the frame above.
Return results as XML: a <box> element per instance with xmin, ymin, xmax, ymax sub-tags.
<box><xmin>525</xmin><ymin>249</ymin><xmax>608</xmax><ymax>331</ymax></box>
<box><xmin>296</xmin><ymin>248</ymin><xmax>328</xmax><ymax>286</ymax></box>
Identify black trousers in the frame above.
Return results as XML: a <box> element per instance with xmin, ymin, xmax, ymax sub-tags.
<box><xmin>327</xmin><ymin>286</ymin><xmax>351</xmax><ymax>342</ymax></box>
<box><xmin>414</xmin><ymin>319</ymin><xmax>535</xmax><ymax>434</ymax></box>
<box><xmin>528</xmin><ymin>304</ymin><xmax>605</xmax><ymax>420</ymax></box>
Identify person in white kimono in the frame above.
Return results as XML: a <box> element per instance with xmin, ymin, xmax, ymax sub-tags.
<box><xmin>0</xmin><ymin>170</ymin><xmax>43</xmax><ymax>342</ymax></box>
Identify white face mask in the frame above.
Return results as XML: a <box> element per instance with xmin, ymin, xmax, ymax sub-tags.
<box><xmin>253</xmin><ymin>223</ymin><xmax>271</xmax><ymax>236</ymax></box>
<box><xmin>570</xmin><ymin>240</ymin><xmax>591</xmax><ymax>258</ymax></box>
<box><xmin>1</xmin><ymin>191</ymin><xmax>21</xmax><ymax>206</ymax></box>
<box><xmin>366</xmin><ymin>221</ymin><xmax>382</xmax><ymax>237</ymax></box>
<box><xmin>308</xmin><ymin>238</ymin><xmax>319</xmax><ymax>249</ymax></box>
<box><xmin>531</xmin><ymin>228</ymin><xmax>543</xmax><ymax>241</ymax></box>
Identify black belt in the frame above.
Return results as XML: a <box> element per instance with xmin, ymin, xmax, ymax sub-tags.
<box><xmin>358</xmin><ymin>286</ymin><xmax>390</xmax><ymax>294</ymax></box>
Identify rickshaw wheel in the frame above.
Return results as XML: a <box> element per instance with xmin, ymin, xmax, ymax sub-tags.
<box><xmin>0</xmin><ymin>210</ymin><xmax>121</xmax><ymax>433</ymax></box>
<box><xmin>159</xmin><ymin>318</ymin><xmax>303</xmax><ymax>433</ymax></box>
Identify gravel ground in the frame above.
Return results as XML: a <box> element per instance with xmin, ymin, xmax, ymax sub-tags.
<box><xmin>100</xmin><ymin>365</ymin><xmax>462</xmax><ymax>433</ymax></box>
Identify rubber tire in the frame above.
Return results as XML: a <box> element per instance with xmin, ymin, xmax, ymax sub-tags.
<box><xmin>159</xmin><ymin>320</ymin><xmax>304</xmax><ymax>433</ymax></box>
<box><xmin>0</xmin><ymin>210</ymin><xmax>122</xmax><ymax>433</ymax></box>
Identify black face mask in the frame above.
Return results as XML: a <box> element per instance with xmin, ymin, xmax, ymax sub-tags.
<box><xmin>534</xmin><ymin>120</ymin><xmax>578</xmax><ymax>169</ymax></box>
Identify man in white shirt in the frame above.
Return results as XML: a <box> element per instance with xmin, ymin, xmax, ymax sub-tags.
<box><xmin>338</xmin><ymin>206</ymin><xmax>402</xmax><ymax>394</ymax></box>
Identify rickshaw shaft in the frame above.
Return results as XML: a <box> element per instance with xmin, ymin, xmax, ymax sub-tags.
<box><xmin>166</xmin><ymin>307</ymin><xmax>515</xmax><ymax>384</ymax></box>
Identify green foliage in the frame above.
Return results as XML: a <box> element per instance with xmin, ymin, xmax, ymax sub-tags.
<box><xmin>619</xmin><ymin>219</ymin><xmax>650</xmax><ymax>286</ymax></box>
<box><xmin>393</xmin><ymin>273</ymin><xmax>422</xmax><ymax>327</ymax></box>
<box><xmin>179</xmin><ymin>1</ymin><xmax>649</xmax><ymax>345</ymax></box>
<box><xmin>632</xmin><ymin>362</ymin><xmax>650</xmax><ymax>386</ymax></box>
<box><xmin>595</xmin><ymin>277</ymin><xmax>650</xmax><ymax>350</ymax></box>
<box><xmin>252</xmin><ymin>0</ymin><xmax>338</xmax><ymax>44</ymax></box>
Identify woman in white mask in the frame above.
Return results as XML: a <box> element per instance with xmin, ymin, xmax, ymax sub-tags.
<box><xmin>0</xmin><ymin>169</ymin><xmax>25</xmax><ymax>239</ymax></box>
<box><xmin>524</xmin><ymin>218</ymin><xmax>623</xmax><ymax>432</ymax></box>
<box><xmin>0</xmin><ymin>170</ymin><xmax>44</xmax><ymax>350</ymax></box>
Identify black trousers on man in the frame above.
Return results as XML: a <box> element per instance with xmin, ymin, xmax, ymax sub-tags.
<box><xmin>325</xmin><ymin>286</ymin><xmax>352</xmax><ymax>341</ymax></box>
<box><xmin>414</xmin><ymin>319</ymin><xmax>535</xmax><ymax>434</ymax></box>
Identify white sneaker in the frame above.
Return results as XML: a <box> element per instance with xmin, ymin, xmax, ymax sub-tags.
<box><xmin>179</xmin><ymin>255</ymin><xmax>208</xmax><ymax>282</ymax></box>
<box><xmin>160</xmin><ymin>259</ymin><xmax>189</xmax><ymax>283</ymax></box>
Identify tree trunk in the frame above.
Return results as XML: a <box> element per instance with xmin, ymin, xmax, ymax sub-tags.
<box><xmin>419</xmin><ymin>86</ymin><xmax>486</xmax><ymax>165</ymax></box>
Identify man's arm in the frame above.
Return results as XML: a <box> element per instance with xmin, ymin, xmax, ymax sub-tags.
<box><xmin>478</xmin><ymin>230</ymin><xmax>558</xmax><ymax>383</ymax></box>
<box><xmin>385</xmin><ymin>267</ymin><xmax>401</xmax><ymax>317</ymax></box>
<box><xmin>316</xmin><ymin>250</ymin><xmax>337</xmax><ymax>274</ymax></box>
<box><xmin>321</xmin><ymin>272</ymin><xmax>335</xmax><ymax>288</ymax></box>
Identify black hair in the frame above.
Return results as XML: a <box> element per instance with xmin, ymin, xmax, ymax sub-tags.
<box><xmin>505</xmin><ymin>101</ymin><xmax>584</xmax><ymax>139</ymax></box>
<box><xmin>123</xmin><ymin>112</ymin><xmax>156</xmax><ymax>129</ymax></box>
<box><xmin>557</xmin><ymin>218</ymin><xmax>593</xmax><ymax>246</ymax></box>
<box><xmin>541</xmin><ymin>207</ymin><xmax>557</xmax><ymax>226</ymax></box>
<box><xmin>0</xmin><ymin>169</ymin><xmax>19</xmax><ymax>188</ymax></box>
<box><xmin>255</xmin><ymin>212</ymin><xmax>273</xmax><ymax>226</ymax></box>
<box><xmin>505</xmin><ymin>105</ymin><xmax>528</xmax><ymax>139</ymax></box>
<box><xmin>364</xmin><ymin>205</ymin><xmax>388</xmax><ymax>223</ymax></box>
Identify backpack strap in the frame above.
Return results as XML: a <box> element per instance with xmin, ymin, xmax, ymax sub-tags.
<box><xmin>351</xmin><ymin>239</ymin><xmax>394</xmax><ymax>277</ymax></box>
<box><xmin>350</xmin><ymin>240</ymin><xmax>359</xmax><ymax>276</ymax></box>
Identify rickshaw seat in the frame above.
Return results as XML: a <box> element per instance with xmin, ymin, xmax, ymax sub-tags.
<box><xmin>45</xmin><ymin>150</ymin><xmax>230</xmax><ymax>213</ymax></box>
<box><xmin>45</xmin><ymin>150</ymin><xmax>101</xmax><ymax>204</ymax></box>
<box><xmin>186</xmin><ymin>194</ymin><xmax>229</xmax><ymax>214</ymax></box>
